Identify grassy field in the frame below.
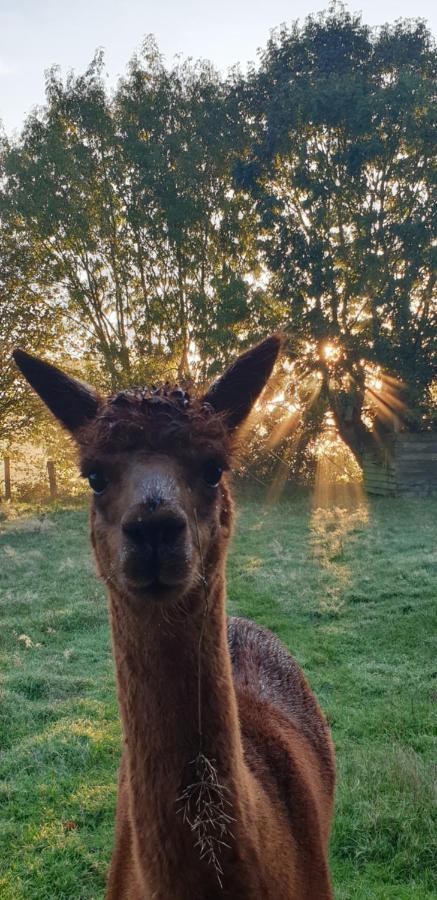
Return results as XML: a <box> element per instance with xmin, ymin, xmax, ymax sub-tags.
<box><xmin>0</xmin><ymin>492</ymin><xmax>436</xmax><ymax>899</ymax></box>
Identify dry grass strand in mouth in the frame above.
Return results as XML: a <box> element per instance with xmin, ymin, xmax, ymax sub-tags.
<box><xmin>177</xmin><ymin>753</ymin><xmax>235</xmax><ymax>888</ymax></box>
<box><xmin>175</xmin><ymin>510</ymin><xmax>235</xmax><ymax>887</ymax></box>
<box><xmin>100</xmin><ymin>505</ymin><xmax>236</xmax><ymax>884</ymax></box>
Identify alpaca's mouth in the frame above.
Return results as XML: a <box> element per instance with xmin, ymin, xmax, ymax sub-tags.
<box><xmin>145</xmin><ymin>578</ymin><xmax>173</xmax><ymax>595</ymax></box>
<box><xmin>124</xmin><ymin>572</ymin><xmax>189</xmax><ymax>601</ymax></box>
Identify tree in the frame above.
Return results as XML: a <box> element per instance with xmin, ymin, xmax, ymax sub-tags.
<box><xmin>237</xmin><ymin>5</ymin><xmax>437</xmax><ymax>462</ymax></box>
<box><xmin>1</xmin><ymin>43</ymin><xmax>263</xmax><ymax>393</ymax></box>
<box><xmin>115</xmin><ymin>38</ymin><xmax>265</xmax><ymax>381</ymax></box>
<box><xmin>1</xmin><ymin>54</ymin><xmax>136</xmax><ymax>390</ymax></box>
<box><xmin>0</xmin><ymin>206</ymin><xmax>62</xmax><ymax>444</ymax></box>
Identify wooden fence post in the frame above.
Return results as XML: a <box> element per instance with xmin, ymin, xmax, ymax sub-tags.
<box><xmin>47</xmin><ymin>460</ymin><xmax>57</xmax><ymax>500</ymax></box>
<box><xmin>4</xmin><ymin>457</ymin><xmax>11</xmax><ymax>500</ymax></box>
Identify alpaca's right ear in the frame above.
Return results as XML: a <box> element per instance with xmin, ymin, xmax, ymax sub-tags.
<box><xmin>13</xmin><ymin>349</ymin><xmax>101</xmax><ymax>434</ymax></box>
<box><xmin>203</xmin><ymin>334</ymin><xmax>282</xmax><ymax>430</ymax></box>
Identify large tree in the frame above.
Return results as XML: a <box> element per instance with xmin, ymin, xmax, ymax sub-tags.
<box><xmin>1</xmin><ymin>43</ymin><xmax>261</xmax><ymax>393</ymax></box>
<box><xmin>115</xmin><ymin>40</ymin><xmax>266</xmax><ymax>382</ymax></box>
<box><xmin>2</xmin><ymin>53</ymin><xmax>141</xmax><ymax>390</ymax></box>
<box><xmin>236</xmin><ymin>6</ymin><xmax>437</xmax><ymax>462</ymax></box>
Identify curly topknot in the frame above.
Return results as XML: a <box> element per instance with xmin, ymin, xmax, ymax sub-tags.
<box><xmin>76</xmin><ymin>383</ymin><xmax>233</xmax><ymax>466</ymax></box>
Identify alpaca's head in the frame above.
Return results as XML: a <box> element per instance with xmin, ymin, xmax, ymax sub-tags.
<box><xmin>14</xmin><ymin>337</ymin><xmax>281</xmax><ymax>610</ymax></box>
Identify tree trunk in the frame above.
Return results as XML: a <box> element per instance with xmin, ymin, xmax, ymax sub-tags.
<box><xmin>47</xmin><ymin>460</ymin><xmax>57</xmax><ymax>500</ymax></box>
<box><xmin>4</xmin><ymin>457</ymin><xmax>11</xmax><ymax>500</ymax></box>
<box><xmin>324</xmin><ymin>367</ymin><xmax>373</xmax><ymax>468</ymax></box>
<box><xmin>331</xmin><ymin>402</ymin><xmax>372</xmax><ymax>468</ymax></box>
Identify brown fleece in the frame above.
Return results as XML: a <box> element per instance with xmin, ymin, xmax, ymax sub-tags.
<box><xmin>13</xmin><ymin>335</ymin><xmax>335</xmax><ymax>899</ymax></box>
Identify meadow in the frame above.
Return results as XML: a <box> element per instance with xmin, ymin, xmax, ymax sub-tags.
<box><xmin>0</xmin><ymin>492</ymin><xmax>436</xmax><ymax>899</ymax></box>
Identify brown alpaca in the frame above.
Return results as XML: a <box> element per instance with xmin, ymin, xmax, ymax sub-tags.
<box><xmin>14</xmin><ymin>336</ymin><xmax>335</xmax><ymax>900</ymax></box>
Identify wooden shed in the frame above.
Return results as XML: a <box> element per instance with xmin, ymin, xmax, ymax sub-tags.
<box><xmin>363</xmin><ymin>433</ymin><xmax>437</xmax><ymax>497</ymax></box>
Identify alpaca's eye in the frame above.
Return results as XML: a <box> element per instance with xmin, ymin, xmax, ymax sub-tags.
<box><xmin>202</xmin><ymin>461</ymin><xmax>223</xmax><ymax>488</ymax></box>
<box><xmin>88</xmin><ymin>471</ymin><xmax>109</xmax><ymax>495</ymax></box>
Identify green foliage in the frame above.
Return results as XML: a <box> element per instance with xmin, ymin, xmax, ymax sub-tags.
<box><xmin>0</xmin><ymin>495</ymin><xmax>435</xmax><ymax>896</ymax></box>
<box><xmin>1</xmin><ymin>42</ymin><xmax>261</xmax><ymax>397</ymax></box>
<box><xmin>0</xmin><ymin>7</ymin><xmax>435</xmax><ymax>465</ymax></box>
<box><xmin>237</xmin><ymin>6</ymin><xmax>436</xmax><ymax>457</ymax></box>
<box><xmin>0</xmin><ymin>208</ymin><xmax>64</xmax><ymax>443</ymax></box>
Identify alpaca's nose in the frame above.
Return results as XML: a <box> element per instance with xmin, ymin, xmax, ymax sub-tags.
<box><xmin>121</xmin><ymin>504</ymin><xmax>187</xmax><ymax>552</ymax></box>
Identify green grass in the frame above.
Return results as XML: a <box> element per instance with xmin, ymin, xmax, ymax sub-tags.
<box><xmin>0</xmin><ymin>493</ymin><xmax>436</xmax><ymax>898</ymax></box>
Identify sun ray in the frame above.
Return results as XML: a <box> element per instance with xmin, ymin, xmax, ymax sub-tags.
<box><xmin>267</xmin><ymin>378</ymin><xmax>322</xmax><ymax>449</ymax></box>
<box><xmin>312</xmin><ymin>416</ymin><xmax>366</xmax><ymax>510</ymax></box>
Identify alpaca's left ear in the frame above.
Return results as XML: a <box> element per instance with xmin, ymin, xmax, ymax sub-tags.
<box><xmin>203</xmin><ymin>334</ymin><xmax>282</xmax><ymax>430</ymax></box>
<box><xmin>13</xmin><ymin>349</ymin><xmax>101</xmax><ymax>434</ymax></box>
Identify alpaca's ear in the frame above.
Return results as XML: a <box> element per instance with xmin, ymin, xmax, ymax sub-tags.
<box><xmin>204</xmin><ymin>334</ymin><xmax>282</xmax><ymax>430</ymax></box>
<box><xmin>13</xmin><ymin>349</ymin><xmax>101</xmax><ymax>434</ymax></box>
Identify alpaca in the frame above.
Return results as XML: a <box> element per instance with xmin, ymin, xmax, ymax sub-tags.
<box><xmin>14</xmin><ymin>336</ymin><xmax>335</xmax><ymax>900</ymax></box>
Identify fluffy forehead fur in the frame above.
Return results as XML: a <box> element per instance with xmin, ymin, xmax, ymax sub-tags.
<box><xmin>76</xmin><ymin>386</ymin><xmax>234</xmax><ymax>469</ymax></box>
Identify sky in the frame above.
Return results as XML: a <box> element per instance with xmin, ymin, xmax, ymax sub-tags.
<box><xmin>0</xmin><ymin>0</ymin><xmax>436</xmax><ymax>135</ymax></box>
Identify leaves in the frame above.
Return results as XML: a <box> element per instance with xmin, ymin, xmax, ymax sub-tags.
<box><xmin>1</xmin><ymin>8</ymin><xmax>435</xmax><ymax>465</ymax></box>
<box><xmin>239</xmin><ymin>7</ymin><xmax>437</xmax><ymax>456</ymax></box>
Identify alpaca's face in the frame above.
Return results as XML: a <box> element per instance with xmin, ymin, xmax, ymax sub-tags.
<box><xmin>13</xmin><ymin>335</ymin><xmax>280</xmax><ymax>611</ymax></box>
<box><xmin>85</xmin><ymin>440</ymin><xmax>233</xmax><ymax>609</ymax></box>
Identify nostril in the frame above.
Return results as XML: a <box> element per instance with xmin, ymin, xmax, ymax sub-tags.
<box><xmin>122</xmin><ymin>519</ymin><xmax>148</xmax><ymax>544</ymax></box>
<box><xmin>160</xmin><ymin>515</ymin><xmax>186</xmax><ymax>545</ymax></box>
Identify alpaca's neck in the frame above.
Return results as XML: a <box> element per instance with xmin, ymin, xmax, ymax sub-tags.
<box><xmin>108</xmin><ymin>569</ymin><xmax>247</xmax><ymax>895</ymax></box>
